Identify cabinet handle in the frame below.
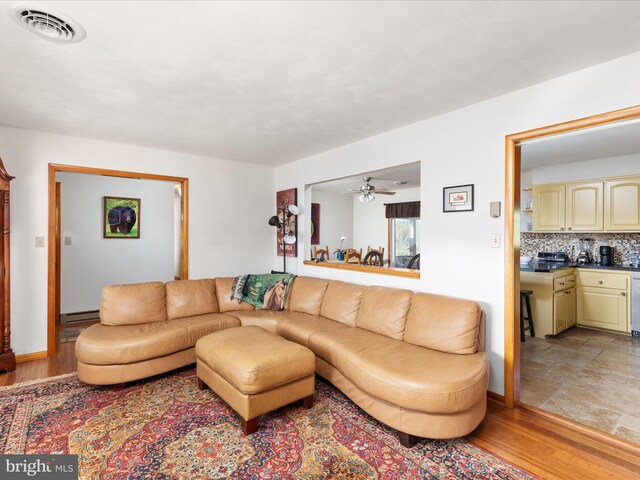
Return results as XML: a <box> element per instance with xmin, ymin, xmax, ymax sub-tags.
<box><xmin>560</xmin><ymin>227</ymin><xmax>565</xmax><ymax>231</ymax></box>
<box><xmin>568</xmin><ymin>227</ymin><xmax>572</xmax><ymax>231</ymax></box>
<box><xmin>558</xmin><ymin>282</ymin><xmax>565</xmax><ymax>286</ymax></box>
<box><xmin>621</xmin><ymin>292</ymin><xmax>626</xmax><ymax>297</ymax></box>
<box><xmin>598</xmin><ymin>280</ymin><xmax>603</xmax><ymax>284</ymax></box>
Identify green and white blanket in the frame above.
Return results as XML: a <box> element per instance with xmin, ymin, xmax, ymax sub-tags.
<box><xmin>230</xmin><ymin>273</ymin><xmax>295</xmax><ymax>311</ymax></box>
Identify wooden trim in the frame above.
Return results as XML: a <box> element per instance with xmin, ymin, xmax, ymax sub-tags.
<box><xmin>487</xmin><ymin>390</ymin><xmax>505</xmax><ymax>404</ymax></box>
<box><xmin>47</xmin><ymin>164</ymin><xmax>189</xmax><ymax>356</ymax></box>
<box><xmin>303</xmin><ymin>260</ymin><xmax>420</xmax><ymax>279</ymax></box>
<box><xmin>16</xmin><ymin>351</ymin><xmax>47</xmax><ymax>363</ymax></box>
<box><xmin>55</xmin><ymin>182</ymin><xmax>61</xmax><ymax>325</ymax></box>
<box><xmin>387</xmin><ymin>218</ymin><xmax>391</xmax><ymax>267</ymax></box>
<box><xmin>503</xmin><ymin>104</ymin><xmax>640</xmax><ymax>408</ymax></box>
<box><xmin>518</xmin><ymin>401</ymin><xmax>640</xmax><ymax>457</ymax></box>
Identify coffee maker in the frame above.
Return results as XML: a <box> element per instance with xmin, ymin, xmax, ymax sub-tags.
<box><xmin>600</xmin><ymin>245</ymin><xmax>614</xmax><ymax>266</ymax></box>
<box><xmin>576</xmin><ymin>238</ymin><xmax>593</xmax><ymax>264</ymax></box>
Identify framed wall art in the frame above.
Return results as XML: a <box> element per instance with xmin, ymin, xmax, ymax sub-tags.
<box><xmin>443</xmin><ymin>184</ymin><xmax>474</xmax><ymax>213</ymax></box>
<box><xmin>276</xmin><ymin>188</ymin><xmax>297</xmax><ymax>257</ymax></box>
<box><xmin>103</xmin><ymin>196</ymin><xmax>141</xmax><ymax>238</ymax></box>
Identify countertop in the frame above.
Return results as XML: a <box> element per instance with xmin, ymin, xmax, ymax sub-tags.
<box><xmin>521</xmin><ymin>260</ymin><xmax>640</xmax><ymax>273</ymax></box>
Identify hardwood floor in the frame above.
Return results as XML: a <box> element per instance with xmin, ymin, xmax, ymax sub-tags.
<box><xmin>2</xmin><ymin>343</ymin><xmax>640</xmax><ymax>479</ymax></box>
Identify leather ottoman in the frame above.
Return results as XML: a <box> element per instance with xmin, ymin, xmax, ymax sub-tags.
<box><xmin>195</xmin><ymin>325</ymin><xmax>316</xmax><ymax>434</ymax></box>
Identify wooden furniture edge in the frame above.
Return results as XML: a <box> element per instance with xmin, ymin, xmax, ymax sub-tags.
<box><xmin>518</xmin><ymin>401</ymin><xmax>640</xmax><ymax>457</ymax></box>
<box><xmin>503</xmin><ymin>104</ymin><xmax>640</xmax><ymax>408</ymax></box>
<box><xmin>16</xmin><ymin>351</ymin><xmax>48</xmax><ymax>363</ymax></box>
<box><xmin>303</xmin><ymin>260</ymin><xmax>420</xmax><ymax>278</ymax></box>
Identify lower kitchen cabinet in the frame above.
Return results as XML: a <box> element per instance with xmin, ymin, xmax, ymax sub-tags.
<box><xmin>576</xmin><ymin>286</ymin><xmax>628</xmax><ymax>332</ymax></box>
<box><xmin>576</xmin><ymin>270</ymin><xmax>630</xmax><ymax>333</ymax></box>
<box><xmin>521</xmin><ymin>270</ymin><xmax>576</xmax><ymax>337</ymax></box>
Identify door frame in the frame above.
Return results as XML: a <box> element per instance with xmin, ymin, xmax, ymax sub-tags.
<box><xmin>47</xmin><ymin>164</ymin><xmax>189</xmax><ymax>355</ymax></box>
<box><xmin>504</xmin><ymin>104</ymin><xmax>640</xmax><ymax>407</ymax></box>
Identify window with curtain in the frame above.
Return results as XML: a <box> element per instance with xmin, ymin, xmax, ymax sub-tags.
<box><xmin>386</xmin><ymin>201</ymin><xmax>420</xmax><ymax>268</ymax></box>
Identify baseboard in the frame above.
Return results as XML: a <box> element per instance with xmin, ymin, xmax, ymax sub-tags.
<box><xmin>16</xmin><ymin>351</ymin><xmax>48</xmax><ymax>363</ymax></box>
<box><xmin>487</xmin><ymin>390</ymin><xmax>504</xmax><ymax>404</ymax></box>
<box><xmin>60</xmin><ymin>310</ymin><xmax>99</xmax><ymax>324</ymax></box>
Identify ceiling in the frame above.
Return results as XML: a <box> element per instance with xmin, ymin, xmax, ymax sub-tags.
<box><xmin>521</xmin><ymin>120</ymin><xmax>640</xmax><ymax>169</ymax></box>
<box><xmin>2</xmin><ymin>2</ymin><xmax>640</xmax><ymax>166</ymax></box>
<box><xmin>312</xmin><ymin>162</ymin><xmax>420</xmax><ymax>195</ymax></box>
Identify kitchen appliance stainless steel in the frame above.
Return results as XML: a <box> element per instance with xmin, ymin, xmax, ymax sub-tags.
<box><xmin>576</xmin><ymin>238</ymin><xmax>593</xmax><ymax>264</ymax></box>
<box><xmin>599</xmin><ymin>245</ymin><xmax>613</xmax><ymax>266</ymax></box>
<box><xmin>537</xmin><ymin>251</ymin><xmax>568</xmax><ymax>262</ymax></box>
<box><xmin>632</xmin><ymin>273</ymin><xmax>640</xmax><ymax>337</ymax></box>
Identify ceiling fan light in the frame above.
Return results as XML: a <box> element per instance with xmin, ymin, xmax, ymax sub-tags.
<box><xmin>358</xmin><ymin>193</ymin><xmax>365</xmax><ymax>203</ymax></box>
<box><xmin>366</xmin><ymin>193</ymin><xmax>375</xmax><ymax>202</ymax></box>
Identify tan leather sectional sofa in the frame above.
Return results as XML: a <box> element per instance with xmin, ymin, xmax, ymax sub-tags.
<box><xmin>76</xmin><ymin>276</ymin><xmax>488</xmax><ymax>442</ymax></box>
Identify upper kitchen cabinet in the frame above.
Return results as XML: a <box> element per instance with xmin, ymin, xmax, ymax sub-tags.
<box><xmin>566</xmin><ymin>181</ymin><xmax>603</xmax><ymax>232</ymax></box>
<box><xmin>532</xmin><ymin>184</ymin><xmax>565</xmax><ymax>232</ymax></box>
<box><xmin>604</xmin><ymin>177</ymin><xmax>640</xmax><ymax>231</ymax></box>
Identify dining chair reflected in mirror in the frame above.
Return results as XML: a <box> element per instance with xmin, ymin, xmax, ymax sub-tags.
<box><xmin>344</xmin><ymin>248</ymin><xmax>362</xmax><ymax>264</ymax></box>
<box><xmin>362</xmin><ymin>250</ymin><xmax>384</xmax><ymax>266</ymax></box>
<box><xmin>367</xmin><ymin>246</ymin><xmax>385</xmax><ymax>261</ymax></box>
<box><xmin>312</xmin><ymin>246</ymin><xmax>330</xmax><ymax>261</ymax></box>
<box><xmin>408</xmin><ymin>253</ymin><xmax>420</xmax><ymax>270</ymax></box>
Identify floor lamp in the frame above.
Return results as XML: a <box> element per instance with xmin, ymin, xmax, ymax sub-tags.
<box><xmin>268</xmin><ymin>204</ymin><xmax>299</xmax><ymax>274</ymax></box>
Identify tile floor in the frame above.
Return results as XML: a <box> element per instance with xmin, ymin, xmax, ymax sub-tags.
<box><xmin>521</xmin><ymin>326</ymin><xmax>640</xmax><ymax>444</ymax></box>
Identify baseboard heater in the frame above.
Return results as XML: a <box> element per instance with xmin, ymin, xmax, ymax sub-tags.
<box><xmin>60</xmin><ymin>310</ymin><xmax>100</xmax><ymax>324</ymax></box>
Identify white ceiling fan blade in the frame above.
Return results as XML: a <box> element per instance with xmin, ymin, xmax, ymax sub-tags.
<box><xmin>376</xmin><ymin>191</ymin><xmax>396</xmax><ymax>195</ymax></box>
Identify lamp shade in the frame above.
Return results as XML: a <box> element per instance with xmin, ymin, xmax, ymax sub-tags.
<box><xmin>287</xmin><ymin>204</ymin><xmax>299</xmax><ymax>215</ymax></box>
<box><xmin>268</xmin><ymin>215</ymin><xmax>281</xmax><ymax>227</ymax></box>
<box><xmin>283</xmin><ymin>233</ymin><xmax>296</xmax><ymax>244</ymax></box>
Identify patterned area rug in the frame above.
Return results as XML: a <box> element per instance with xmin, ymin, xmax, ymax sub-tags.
<box><xmin>0</xmin><ymin>368</ymin><xmax>536</xmax><ymax>479</ymax></box>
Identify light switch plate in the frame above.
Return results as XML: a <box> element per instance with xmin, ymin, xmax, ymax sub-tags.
<box><xmin>64</xmin><ymin>236</ymin><xmax>72</xmax><ymax>245</ymax></box>
<box><xmin>491</xmin><ymin>233</ymin><xmax>500</xmax><ymax>248</ymax></box>
<box><xmin>35</xmin><ymin>236</ymin><xmax>45</xmax><ymax>248</ymax></box>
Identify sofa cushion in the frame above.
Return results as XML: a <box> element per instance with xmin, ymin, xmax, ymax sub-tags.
<box><xmin>100</xmin><ymin>281</ymin><xmax>166</xmax><ymax>326</ymax></box>
<box><xmin>75</xmin><ymin>321</ymin><xmax>190</xmax><ymax>365</ymax></box>
<box><xmin>166</xmin><ymin>279</ymin><xmax>219</xmax><ymax>320</ymax></box>
<box><xmin>223</xmin><ymin>310</ymin><xmax>285</xmax><ymax>334</ymax></box>
<box><xmin>309</xmin><ymin>328</ymin><xmax>488</xmax><ymax>414</ymax></box>
<box><xmin>277</xmin><ymin>313</ymin><xmax>350</xmax><ymax>347</ymax></box>
<box><xmin>214</xmin><ymin>277</ymin><xmax>256</xmax><ymax>313</ymax></box>
<box><xmin>320</xmin><ymin>281</ymin><xmax>365</xmax><ymax>326</ymax></box>
<box><xmin>171</xmin><ymin>313</ymin><xmax>240</xmax><ymax>345</ymax></box>
<box><xmin>404</xmin><ymin>293</ymin><xmax>481</xmax><ymax>354</ymax></box>
<box><xmin>355</xmin><ymin>286</ymin><xmax>412</xmax><ymax>340</ymax></box>
<box><xmin>288</xmin><ymin>276</ymin><xmax>330</xmax><ymax>316</ymax></box>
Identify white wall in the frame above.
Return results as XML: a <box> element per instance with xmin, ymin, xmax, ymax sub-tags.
<box><xmin>274</xmin><ymin>50</ymin><xmax>640</xmax><ymax>395</ymax></box>
<box><xmin>1</xmin><ymin>127</ymin><xmax>274</xmax><ymax>355</ymax></box>
<box><xmin>308</xmin><ymin>189</ymin><xmax>353</xmax><ymax>255</ymax></box>
<box><xmin>58</xmin><ymin>172</ymin><xmax>175</xmax><ymax>314</ymax></box>
<box><xmin>526</xmin><ymin>152</ymin><xmax>640</xmax><ymax>184</ymax></box>
<box><xmin>352</xmin><ymin>187</ymin><xmax>420</xmax><ymax>254</ymax></box>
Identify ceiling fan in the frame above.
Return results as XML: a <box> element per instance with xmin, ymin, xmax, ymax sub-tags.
<box><xmin>345</xmin><ymin>177</ymin><xmax>396</xmax><ymax>203</ymax></box>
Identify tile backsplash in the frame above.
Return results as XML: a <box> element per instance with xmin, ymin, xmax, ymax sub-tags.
<box><xmin>521</xmin><ymin>232</ymin><xmax>640</xmax><ymax>264</ymax></box>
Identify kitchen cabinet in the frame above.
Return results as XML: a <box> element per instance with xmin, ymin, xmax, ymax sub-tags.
<box><xmin>532</xmin><ymin>184</ymin><xmax>565</xmax><ymax>232</ymax></box>
<box><xmin>576</xmin><ymin>270</ymin><xmax>630</xmax><ymax>333</ymax></box>
<box><xmin>566</xmin><ymin>182</ymin><xmax>603</xmax><ymax>231</ymax></box>
<box><xmin>521</xmin><ymin>270</ymin><xmax>576</xmax><ymax>336</ymax></box>
<box><xmin>604</xmin><ymin>177</ymin><xmax>640</xmax><ymax>231</ymax></box>
<box><xmin>533</xmin><ymin>181</ymin><xmax>603</xmax><ymax>232</ymax></box>
<box><xmin>531</xmin><ymin>175</ymin><xmax>640</xmax><ymax>233</ymax></box>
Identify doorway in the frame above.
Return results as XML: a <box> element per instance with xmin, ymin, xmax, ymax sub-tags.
<box><xmin>47</xmin><ymin>164</ymin><xmax>189</xmax><ymax>355</ymax></box>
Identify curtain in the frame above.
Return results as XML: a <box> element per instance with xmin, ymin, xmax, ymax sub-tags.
<box><xmin>385</xmin><ymin>201</ymin><xmax>420</xmax><ymax>218</ymax></box>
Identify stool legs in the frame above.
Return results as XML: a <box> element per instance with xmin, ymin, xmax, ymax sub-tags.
<box><xmin>525</xmin><ymin>293</ymin><xmax>535</xmax><ymax>337</ymax></box>
<box><xmin>520</xmin><ymin>294</ymin><xmax>526</xmax><ymax>342</ymax></box>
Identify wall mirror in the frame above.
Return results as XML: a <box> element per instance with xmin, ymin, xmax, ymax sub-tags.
<box><xmin>304</xmin><ymin>162</ymin><xmax>421</xmax><ymax>278</ymax></box>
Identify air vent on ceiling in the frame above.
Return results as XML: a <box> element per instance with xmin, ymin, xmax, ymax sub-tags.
<box><xmin>11</xmin><ymin>5</ymin><xmax>86</xmax><ymax>43</ymax></box>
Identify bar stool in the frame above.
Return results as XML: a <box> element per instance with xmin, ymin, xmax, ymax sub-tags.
<box><xmin>520</xmin><ymin>290</ymin><xmax>535</xmax><ymax>342</ymax></box>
